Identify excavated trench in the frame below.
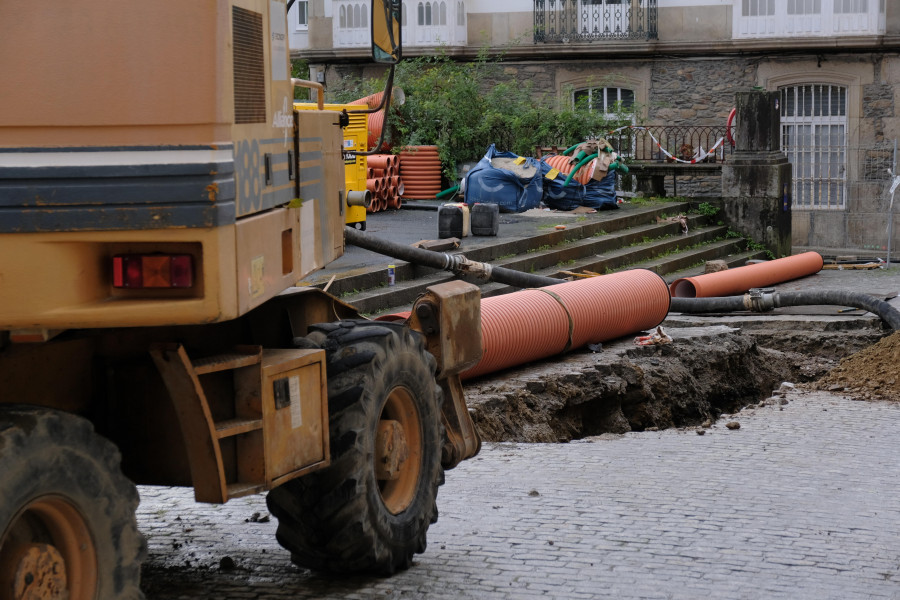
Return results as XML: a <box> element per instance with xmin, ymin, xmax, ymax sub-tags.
<box><xmin>463</xmin><ymin>318</ymin><xmax>889</xmax><ymax>443</ymax></box>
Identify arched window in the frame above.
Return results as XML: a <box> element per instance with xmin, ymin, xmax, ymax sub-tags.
<box><xmin>457</xmin><ymin>1</ymin><xmax>465</xmax><ymax>26</ymax></box>
<box><xmin>339</xmin><ymin>5</ymin><xmax>346</xmax><ymax>28</ymax></box>
<box><xmin>353</xmin><ymin>4</ymin><xmax>360</xmax><ymax>28</ymax></box>
<box><xmin>402</xmin><ymin>2</ymin><xmax>407</xmax><ymax>26</ymax></box>
<box><xmin>572</xmin><ymin>86</ymin><xmax>635</xmax><ymax>115</ymax></box>
<box><xmin>780</xmin><ymin>84</ymin><xmax>848</xmax><ymax>209</ymax></box>
<box><xmin>439</xmin><ymin>1</ymin><xmax>446</xmax><ymax>25</ymax></box>
<box><xmin>417</xmin><ymin>2</ymin><xmax>424</xmax><ymax>25</ymax></box>
<box><xmin>425</xmin><ymin>2</ymin><xmax>432</xmax><ymax>25</ymax></box>
<box><xmin>361</xmin><ymin>4</ymin><xmax>368</xmax><ymax>28</ymax></box>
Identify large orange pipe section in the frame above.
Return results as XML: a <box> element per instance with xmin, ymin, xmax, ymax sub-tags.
<box><xmin>461</xmin><ymin>269</ymin><xmax>670</xmax><ymax>379</ymax></box>
<box><xmin>669</xmin><ymin>251</ymin><xmax>824</xmax><ymax>298</ymax></box>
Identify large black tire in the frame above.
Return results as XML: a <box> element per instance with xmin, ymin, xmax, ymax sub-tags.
<box><xmin>0</xmin><ymin>405</ymin><xmax>146</xmax><ymax>599</ymax></box>
<box><xmin>266</xmin><ymin>320</ymin><xmax>444</xmax><ymax>575</ymax></box>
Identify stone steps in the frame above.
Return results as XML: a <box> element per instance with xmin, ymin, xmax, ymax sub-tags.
<box><xmin>320</xmin><ymin>201</ymin><xmax>766</xmax><ymax>316</ymax></box>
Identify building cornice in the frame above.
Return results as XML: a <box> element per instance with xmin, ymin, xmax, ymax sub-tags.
<box><xmin>293</xmin><ymin>34</ymin><xmax>900</xmax><ymax>63</ymax></box>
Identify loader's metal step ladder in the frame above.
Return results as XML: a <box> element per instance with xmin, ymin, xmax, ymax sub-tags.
<box><xmin>150</xmin><ymin>342</ymin><xmax>330</xmax><ymax>503</ymax></box>
<box><xmin>150</xmin><ymin>344</ymin><xmax>266</xmax><ymax>502</ymax></box>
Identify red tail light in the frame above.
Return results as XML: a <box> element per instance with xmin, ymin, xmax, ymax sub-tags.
<box><xmin>113</xmin><ymin>254</ymin><xmax>194</xmax><ymax>288</ymax></box>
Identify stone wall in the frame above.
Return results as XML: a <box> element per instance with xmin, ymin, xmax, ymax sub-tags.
<box><xmin>491</xmin><ymin>53</ymin><xmax>900</xmax><ymax>254</ymax></box>
<box><xmin>321</xmin><ymin>52</ymin><xmax>900</xmax><ymax>254</ymax></box>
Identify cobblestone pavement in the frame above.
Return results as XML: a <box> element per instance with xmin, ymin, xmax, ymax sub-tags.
<box><xmin>139</xmin><ymin>389</ymin><xmax>900</xmax><ymax>599</ymax></box>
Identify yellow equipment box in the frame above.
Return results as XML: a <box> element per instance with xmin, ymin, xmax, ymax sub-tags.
<box><xmin>295</xmin><ymin>102</ymin><xmax>368</xmax><ymax>229</ymax></box>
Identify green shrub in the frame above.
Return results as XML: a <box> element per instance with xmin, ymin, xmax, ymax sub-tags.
<box><xmin>325</xmin><ymin>52</ymin><xmax>632</xmax><ymax>180</ymax></box>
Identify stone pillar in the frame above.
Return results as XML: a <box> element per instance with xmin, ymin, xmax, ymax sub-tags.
<box><xmin>721</xmin><ymin>90</ymin><xmax>792</xmax><ymax>258</ymax></box>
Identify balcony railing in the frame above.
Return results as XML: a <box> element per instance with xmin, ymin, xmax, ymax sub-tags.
<box><xmin>607</xmin><ymin>125</ymin><xmax>732</xmax><ymax>163</ymax></box>
<box><xmin>534</xmin><ymin>0</ymin><xmax>657</xmax><ymax>43</ymax></box>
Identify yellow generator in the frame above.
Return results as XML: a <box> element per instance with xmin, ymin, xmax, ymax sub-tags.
<box><xmin>295</xmin><ymin>102</ymin><xmax>369</xmax><ymax>229</ymax></box>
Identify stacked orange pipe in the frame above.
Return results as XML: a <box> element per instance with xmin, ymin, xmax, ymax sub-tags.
<box><xmin>462</xmin><ymin>269</ymin><xmax>670</xmax><ymax>379</ymax></box>
<box><xmin>669</xmin><ymin>251</ymin><xmax>824</xmax><ymax>298</ymax></box>
<box><xmin>400</xmin><ymin>146</ymin><xmax>442</xmax><ymax>200</ymax></box>
<box><xmin>366</xmin><ymin>154</ymin><xmax>402</xmax><ymax>212</ymax></box>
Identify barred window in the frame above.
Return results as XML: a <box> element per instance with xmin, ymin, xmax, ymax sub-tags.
<box><xmin>780</xmin><ymin>84</ymin><xmax>848</xmax><ymax>209</ymax></box>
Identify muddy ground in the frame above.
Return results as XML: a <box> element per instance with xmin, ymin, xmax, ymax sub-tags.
<box><xmin>464</xmin><ymin>316</ymin><xmax>891</xmax><ymax>442</ymax></box>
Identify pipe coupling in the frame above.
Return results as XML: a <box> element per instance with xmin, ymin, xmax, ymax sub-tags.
<box><xmin>347</xmin><ymin>190</ymin><xmax>372</xmax><ymax>208</ymax></box>
<box><xmin>453</xmin><ymin>256</ymin><xmax>493</xmax><ymax>281</ymax></box>
<box><xmin>746</xmin><ymin>288</ymin><xmax>776</xmax><ymax>312</ymax></box>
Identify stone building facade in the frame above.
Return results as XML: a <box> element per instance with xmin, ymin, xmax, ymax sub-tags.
<box><xmin>292</xmin><ymin>0</ymin><xmax>900</xmax><ymax>255</ymax></box>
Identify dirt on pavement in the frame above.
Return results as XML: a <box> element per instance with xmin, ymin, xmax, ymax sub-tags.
<box><xmin>464</xmin><ymin>322</ymin><xmax>889</xmax><ymax>443</ymax></box>
<box><xmin>816</xmin><ymin>330</ymin><xmax>900</xmax><ymax>402</ymax></box>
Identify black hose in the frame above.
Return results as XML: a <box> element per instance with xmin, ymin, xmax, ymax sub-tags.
<box><xmin>671</xmin><ymin>290</ymin><xmax>900</xmax><ymax>330</ymax></box>
<box><xmin>344</xmin><ymin>227</ymin><xmax>900</xmax><ymax>329</ymax></box>
<box><xmin>670</xmin><ymin>296</ymin><xmax>745</xmax><ymax>313</ymax></box>
<box><xmin>344</xmin><ymin>226</ymin><xmax>560</xmax><ymax>289</ymax></box>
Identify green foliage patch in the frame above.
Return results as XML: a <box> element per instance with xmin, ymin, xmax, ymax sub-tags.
<box><xmin>325</xmin><ymin>52</ymin><xmax>633</xmax><ymax>180</ymax></box>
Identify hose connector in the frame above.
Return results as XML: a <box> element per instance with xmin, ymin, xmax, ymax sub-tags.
<box><xmin>452</xmin><ymin>256</ymin><xmax>494</xmax><ymax>281</ymax></box>
<box><xmin>745</xmin><ymin>288</ymin><xmax>776</xmax><ymax>312</ymax></box>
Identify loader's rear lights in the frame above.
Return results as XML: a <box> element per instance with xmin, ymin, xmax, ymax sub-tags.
<box><xmin>113</xmin><ymin>254</ymin><xmax>194</xmax><ymax>288</ymax></box>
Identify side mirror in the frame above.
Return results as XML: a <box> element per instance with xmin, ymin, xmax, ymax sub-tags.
<box><xmin>372</xmin><ymin>0</ymin><xmax>402</xmax><ymax>64</ymax></box>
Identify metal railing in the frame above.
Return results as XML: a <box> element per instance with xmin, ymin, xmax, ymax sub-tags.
<box><xmin>534</xmin><ymin>125</ymin><xmax>732</xmax><ymax>197</ymax></box>
<box><xmin>606</xmin><ymin>125</ymin><xmax>732</xmax><ymax>163</ymax></box>
<box><xmin>534</xmin><ymin>0</ymin><xmax>657</xmax><ymax>43</ymax></box>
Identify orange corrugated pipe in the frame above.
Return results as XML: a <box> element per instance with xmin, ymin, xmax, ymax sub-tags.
<box><xmin>461</xmin><ymin>269</ymin><xmax>670</xmax><ymax>379</ymax></box>
<box><xmin>367</xmin><ymin>111</ymin><xmax>386</xmax><ymax>150</ymax></box>
<box><xmin>669</xmin><ymin>251</ymin><xmax>824</xmax><ymax>298</ymax></box>
<box><xmin>544</xmin><ymin>154</ymin><xmax>595</xmax><ymax>185</ymax></box>
<box><xmin>349</xmin><ymin>88</ymin><xmax>406</xmax><ymax>109</ymax></box>
<box><xmin>349</xmin><ymin>93</ymin><xmax>381</xmax><ymax>108</ymax></box>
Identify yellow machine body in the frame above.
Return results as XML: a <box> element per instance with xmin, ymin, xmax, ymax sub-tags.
<box><xmin>0</xmin><ymin>0</ymin><xmax>347</xmax><ymax>330</ymax></box>
<box><xmin>295</xmin><ymin>102</ymin><xmax>368</xmax><ymax>227</ymax></box>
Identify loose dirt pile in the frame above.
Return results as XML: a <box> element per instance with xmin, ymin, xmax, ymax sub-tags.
<box><xmin>815</xmin><ymin>330</ymin><xmax>900</xmax><ymax>401</ymax></box>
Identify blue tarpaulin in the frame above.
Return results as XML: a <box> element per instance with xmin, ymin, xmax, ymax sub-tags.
<box><xmin>541</xmin><ymin>157</ymin><xmax>618</xmax><ymax>211</ymax></box>
<box><xmin>463</xmin><ymin>145</ymin><xmax>543</xmax><ymax>213</ymax></box>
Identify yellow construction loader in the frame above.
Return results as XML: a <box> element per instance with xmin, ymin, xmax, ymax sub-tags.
<box><xmin>0</xmin><ymin>1</ymin><xmax>481</xmax><ymax>596</ymax></box>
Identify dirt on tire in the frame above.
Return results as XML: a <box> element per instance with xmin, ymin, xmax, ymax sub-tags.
<box><xmin>266</xmin><ymin>320</ymin><xmax>443</xmax><ymax>576</ymax></box>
